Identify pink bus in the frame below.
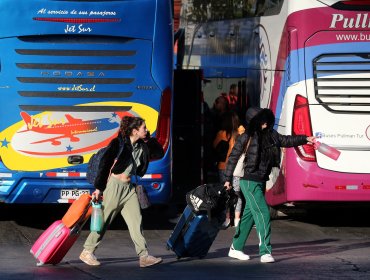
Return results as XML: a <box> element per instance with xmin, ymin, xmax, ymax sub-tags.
<box><xmin>179</xmin><ymin>0</ymin><xmax>370</xmax><ymax>210</ymax></box>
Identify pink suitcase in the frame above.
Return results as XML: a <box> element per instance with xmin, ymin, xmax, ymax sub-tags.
<box><xmin>30</xmin><ymin>220</ymin><xmax>79</xmax><ymax>266</ymax></box>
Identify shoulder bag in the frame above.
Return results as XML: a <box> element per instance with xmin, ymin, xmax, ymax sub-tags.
<box><xmin>233</xmin><ymin>137</ymin><xmax>252</xmax><ymax>177</ymax></box>
<box><xmin>131</xmin><ymin>152</ymin><xmax>151</xmax><ymax>209</ymax></box>
<box><xmin>135</xmin><ymin>184</ymin><xmax>151</xmax><ymax>209</ymax></box>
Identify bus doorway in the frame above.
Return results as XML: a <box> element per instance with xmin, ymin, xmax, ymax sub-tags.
<box><xmin>172</xmin><ymin>70</ymin><xmax>202</xmax><ymax>203</ymax></box>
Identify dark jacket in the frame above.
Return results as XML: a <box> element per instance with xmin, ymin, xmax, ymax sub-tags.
<box><xmin>224</xmin><ymin>109</ymin><xmax>308</xmax><ymax>183</ymax></box>
<box><xmin>94</xmin><ymin>136</ymin><xmax>150</xmax><ymax>191</ymax></box>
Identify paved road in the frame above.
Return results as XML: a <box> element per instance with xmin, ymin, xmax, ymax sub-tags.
<box><xmin>0</xmin><ymin>205</ymin><xmax>369</xmax><ymax>280</ymax></box>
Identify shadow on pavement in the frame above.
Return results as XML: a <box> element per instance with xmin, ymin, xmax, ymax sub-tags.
<box><xmin>277</xmin><ymin>206</ymin><xmax>370</xmax><ymax>227</ymax></box>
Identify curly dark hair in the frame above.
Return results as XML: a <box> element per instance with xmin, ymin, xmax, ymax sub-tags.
<box><xmin>119</xmin><ymin>116</ymin><xmax>145</xmax><ymax>138</ymax></box>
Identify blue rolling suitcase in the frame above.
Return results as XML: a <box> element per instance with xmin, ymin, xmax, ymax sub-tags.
<box><xmin>166</xmin><ymin>206</ymin><xmax>221</xmax><ymax>259</ymax></box>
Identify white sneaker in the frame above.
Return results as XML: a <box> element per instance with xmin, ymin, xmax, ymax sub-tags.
<box><xmin>228</xmin><ymin>245</ymin><xmax>250</xmax><ymax>260</ymax></box>
<box><xmin>260</xmin><ymin>254</ymin><xmax>275</xmax><ymax>263</ymax></box>
<box><xmin>221</xmin><ymin>218</ymin><xmax>231</xmax><ymax>229</ymax></box>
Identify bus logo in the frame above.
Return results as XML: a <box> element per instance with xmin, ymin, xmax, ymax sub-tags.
<box><xmin>18</xmin><ymin>111</ymin><xmax>120</xmax><ymax>147</ymax></box>
<box><xmin>315</xmin><ymin>132</ymin><xmax>323</xmax><ymax>139</ymax></box>
<box><xmin>330</xmin><ymin>13</ymin><xmax>370</xmax><ymax>29</ymax></box>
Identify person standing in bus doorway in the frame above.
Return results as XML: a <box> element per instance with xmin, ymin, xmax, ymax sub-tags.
<box><xmin>224</xmin><ymin>108</ymin><xmax>316</xmax><ymax>263</ymax></box>
<box><xmin>210</xmin><ymin>95</ymin><xmax>230</xmax><ymax>137</ymax></box>
<box><xmin>80</xmin><ymin>116</ymin><xmax>163</xmax><ymax>268</ymax></box>
<box><xmin>213</xmin><ymin>111</ymin><xmax>245</xmax><ymax>228</ymax></box>
<box><xmin>224</xmin><ymin>84</ymin><xmax>239</xmax><ymax>113</ymax></box>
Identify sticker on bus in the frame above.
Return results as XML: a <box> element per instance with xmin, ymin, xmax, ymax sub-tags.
<box><xmin>60</xmin><ymin>189</ymin><xmax>90</xmax><ymax>200</ymax></box>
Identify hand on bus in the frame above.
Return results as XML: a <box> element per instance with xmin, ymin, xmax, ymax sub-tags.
<box><xmin>224</xmin><ymin>181</ymin><xmax>232</xmax><ymax>191</ymax></box>
<box><xmin>306</xmin><ymin>136</ymin><xmax>316</xmax><ymax>144</ymax></box>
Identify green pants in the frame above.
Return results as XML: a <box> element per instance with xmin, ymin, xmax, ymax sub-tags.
<box><xmin>83</xmin><ymin>176</ymin><xmax>148</xmax><ymax>256</ymax></box>
<box><xmin>232</xmin><ymin>179</ymin><xmax>272</xmax><ymax>256</ymax></box>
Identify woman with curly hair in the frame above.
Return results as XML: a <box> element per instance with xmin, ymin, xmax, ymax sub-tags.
<box><xmin>80</xmin><ymin>116</ymin><xmax>163</xmax><ymax>268</ymax></box>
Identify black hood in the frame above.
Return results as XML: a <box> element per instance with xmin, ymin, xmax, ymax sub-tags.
<box><xmin>247</xmin><ymin>108</ymin><xmax>275</xmax><ymax>136</ymax></box>
<box><xmin>245</xmin><ymin>107</ymin><xmax>262</xmax><ymax>123</ymax></box>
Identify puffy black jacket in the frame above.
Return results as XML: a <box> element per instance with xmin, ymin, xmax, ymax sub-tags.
<box><xmin>224</xmin><ymin>130</ymin><xmax>307</xmax><ymax>183</ymax></box>
<box><xmin>94</xmin><ymin>136</ymin><xmax>150</xmax><ymax>191</ymax></box>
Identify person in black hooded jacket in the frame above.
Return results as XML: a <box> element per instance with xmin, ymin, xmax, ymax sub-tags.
<box><xmin>224</xmin><ymin>108</ymin><xmax>315</xmax><ymax>263</ymax></box>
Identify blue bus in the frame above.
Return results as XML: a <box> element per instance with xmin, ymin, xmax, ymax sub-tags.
<box><xmin>0</xmin><ymin>0</ymin><xmax>173</xmax><ymax>204</ymax></box>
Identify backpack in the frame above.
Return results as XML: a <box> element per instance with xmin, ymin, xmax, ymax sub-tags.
<box><xmin>186</xmin><ymin>183</ymin><xmax>236</xmax><ymax>220</ymax></box>
<box><xmin>86</xmin><ymin>137</ymin><xmax>124</xmax><ymax>185</ymax></box>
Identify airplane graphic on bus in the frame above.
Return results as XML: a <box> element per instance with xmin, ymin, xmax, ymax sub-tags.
<box><xmin>19</xmin><ymin>111</ymin><xmax>121</xmax><ymax>146</ymax></box>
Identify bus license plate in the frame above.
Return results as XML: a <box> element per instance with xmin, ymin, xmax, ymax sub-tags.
<box><xmin>60</xmin><ymin>189</ymin><xmax>90</xmax><ymax>200</ymax></box>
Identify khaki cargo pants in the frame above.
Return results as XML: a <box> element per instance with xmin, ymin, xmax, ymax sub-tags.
<box><xmin>83</xmin><ymin>176</ymin><xmax>148</xmax><ymax>256</ymax></box>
